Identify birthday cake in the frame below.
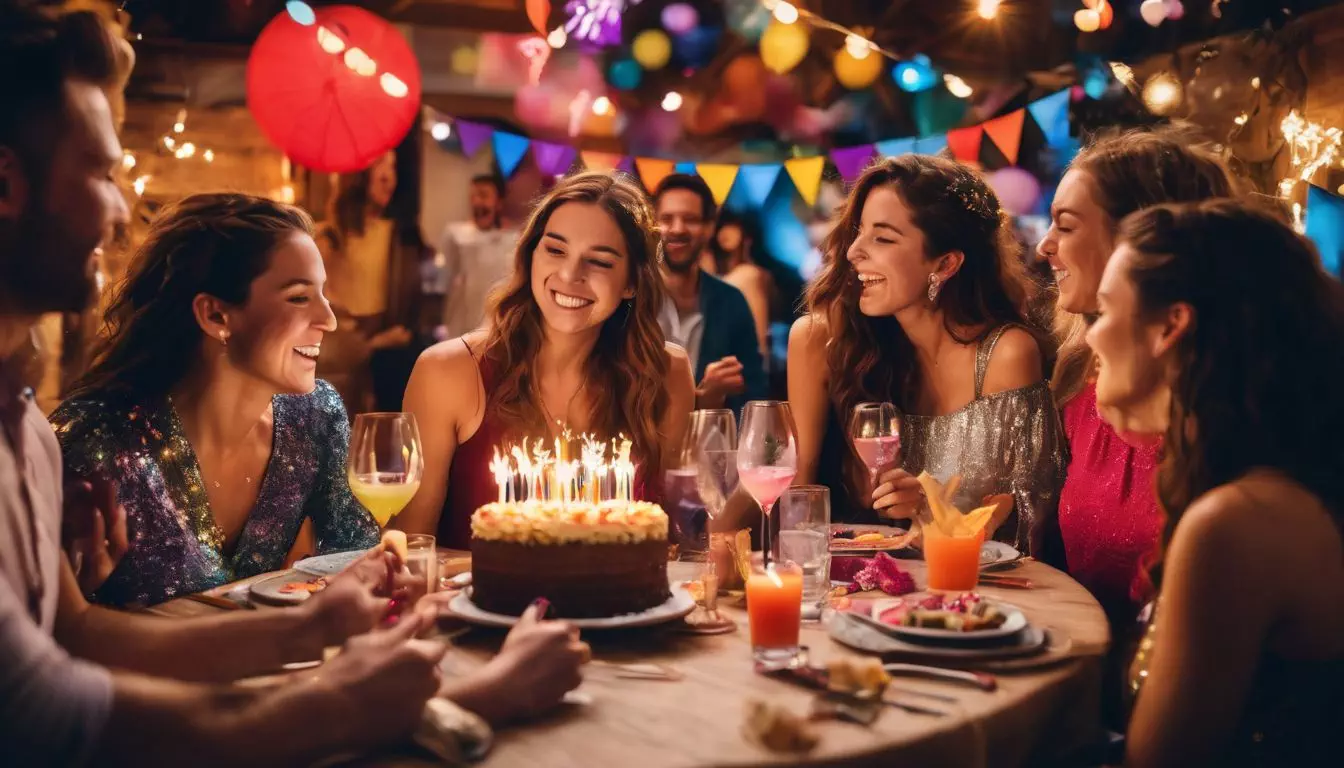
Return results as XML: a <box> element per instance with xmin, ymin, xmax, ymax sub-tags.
<box><xmin>468</xmin><ymin>436</ymin><xmax>671</xmax><ymax>619</ymax></box>
<box><xmin>470</xmin><ymin>500</ymin><xmax>671</xmax><ymax>619</ymax></box>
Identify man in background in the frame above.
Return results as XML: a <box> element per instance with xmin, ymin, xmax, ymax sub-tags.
<box><xmin>437</xmin><ymin>174</ymin><xmax>518</xmax><ymax>339</ymax></box>
<box><xmin>653</xmin><ymin>174</ymin><xmax>766</xmax><ymax>412</ymax></box>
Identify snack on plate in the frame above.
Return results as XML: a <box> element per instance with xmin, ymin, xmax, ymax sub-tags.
<box><xmin>279</xmin><ymin>577</ymin><xmax>327</xmax><ymax>595</ymax></box>
<box><xmin>830</xmin><ymin>526</ymin><xmax>921</xmax><ymax>551</ymax></box>
<box><xmin>916</xmin><ymin>472</ymin><xmax>996</xmax><ymax>538</ymax></box>
<box><xmin>876</xmin><ymin>592</ymin><xmax>1010</xmax><ymax>632</ymax></box>
<box><xmin>744</xmin><ymin>699</ymin><xmax>818</xmax><ymax>753</ymax></box>
<box><xmin>825</xmin><ymin>657</ymin><xmax>890</xmax><ymax>697</ymax></box>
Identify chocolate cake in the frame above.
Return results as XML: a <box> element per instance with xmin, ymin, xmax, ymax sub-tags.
<box><xmin>469</xmin><ymin>500</ymin><xmax>671</xmax><ymax>619</ymax></box>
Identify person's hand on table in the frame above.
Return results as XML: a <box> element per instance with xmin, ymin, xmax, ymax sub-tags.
<box><xmin>61</xmin><ymin>471</ymin><xmax>128</xmax><ymax>594</ymax></box>
<box><xmin>445</xmin><ymin>600</ymin><xmax>588</xmax><ymax>726</ymax></box>
<box><xmin>872</xmin><ymin>466</ymin><xmax>924</xmax><ymax>520</ymax></box>
<box><xmin>306</xmin><ymin>549</ymin><xmax>420</xmax><ymax>645</ymax></box>
<box><xmin>314</xmin><ymin>608</ymin><xmax>448</xmax><ymax>749</ymax></box>
<box><xmin>696</xmin><ymin>356</ymin><xmax>745</xmax><ymax>409</ymax></box>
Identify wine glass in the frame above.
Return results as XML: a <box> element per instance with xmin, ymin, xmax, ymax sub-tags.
<box><xmin>737</xmin><ymin>401</ymin><xmax>798</xmax><ymax>568</ymax></box>
<box><xmin>849</xmin><ymin>402</ymin><xmax>901</xmax><ymax>490</ymax></box>
<box><xmin>347</xmin><ymin>413</ymin><xmax>424</xmax><ymax>528</ymax></box>
<box><xmin>670</xmin><ymin>410</ymin><xmax>739</xmax><ymax>628</ymax></box>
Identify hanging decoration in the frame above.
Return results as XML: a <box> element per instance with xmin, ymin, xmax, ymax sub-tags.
<box><xmin>946</xmin><ymin>124</ymin><xmax>984</xmax><ymax>164</ymax></box>
<box><xmin>893</xmin><ymin>55</ymin><xmax>938</xmax><ymax>93</ymax></box>
<box><xmin>784</xmin><ymin>156</ymin><xmax>826</xmax><ymax>206</ymax></box>
<box><xmin>982</xmin><ymin>110</ymin><xmax>1026</xmax><ymax>165</ymax></box>
<box><xmin>492</xmin><ymin>132</ymin><xmax>532</xmax><ymax>177</ymax></box>
<box><xmin>759</xmin><ymin>20</ymin><xmax>809</xmax><ymax>74</ymax></box>
<box><xmin>581</xmin><ymin>150</ymin><xmax>624</xmax><ymax>172</ymax></box>
<box><xmin>632</xmin><ymin>29</ymin><xmax>672</xmax><ymax>69</ymax></box>
<box><xmin>609</xmin><ymin>58</ymin><xmax>642</xmax><ymax>89</ymax></box>
<box><xmin>661</xmin><ymin>3</ymin><xmax>699</xmax><ymax>35</ymax></box>
<box><xmin>526</xmin><ymin>0</ymin><xmax>551</xmax><ymax>36</ymax></box>
<box><xmin>831</xmin><ymin>144</ymin><xmax>875</xmax><ymax>186</ymax></box>
<box><xmin>247</xmin><ymin>4</ymin><xmax>421</xmax><ymax>173</ymax></box>
<box><xmin>534</xmin><ymin>140</ymin><xmax>579</xmax><ymax>177</ymax></box>
<box><xmin>1304</xmin><ymin>185</ymin><xmax>1344</xmax><ymax>276</ymax></box>
<box><xmin>696</xmin><ymin>164</ymin><xmax>741</xmax><ymax>204</ymax></box>
<box><xmin>455</xmin><ymin>120</ymin><xmax>495</xmax><ymax>157</ymax></box>
<box><xmin>834</xmin><ymin>45</ymin><xmax>884</xmax><ymax>90</ymax></box>
<box><xmin>564</xmin><ymin>0</ymin><xmax>639</xmax><ymax>49</ymax></box>
<box><xmin>635</xmin><ymin>157</ymin><xmax>677</xmax><ymax>191</ymax></box>
<box><xmin>737</xmin><ymin>163</ymin><xmax>784</xmax><ymax>208</ymax></box>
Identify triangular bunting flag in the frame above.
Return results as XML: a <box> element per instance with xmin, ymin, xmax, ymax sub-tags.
<box><xmin>491</xmin><ymin>132</ymin><xmax>531</xmax><ymax>178</ymax></box>
<box><xmin>635</xmin><ymin>157</ymin><xmax>676</xmax><ymax>192</ymax></box>
<box><xmin>738</xmin><ymin>164</ymin><xmax>783</xmax><ymax>208</ymax></box>
<box><xmin>696</xmin><ymin>163</ymin><xmax>740</xmax><ymax>205</ymax></box>
<box><xmin>1305</xmin><ymin>184</ymin><xmax>1344</xmax><ymax>277</ymax></box>
<box><xmin>532</xmin><ymin>141</ymin><xmax>577</xmax><ymax>177</ymax></box>
<box><xmin>1027</xmin><ymin>89</ymin><xmax>1071</xmax><ymax>147</ymax></box>
<box><xmin>982</xmin><ymin>109</ymin><xmax>1027</xmax><ymax>166</ymax></box>
<box><xmin>674</xmin><ymin>161</ymin><xmax>698</xmax><ymax>175</ymax></box>
<box><xmin>455</xmin><ymin>120</ymin><xmax>494</xmax><ymax>158</ymax></box>
<box><xmin>946</xmin><ymin>125</ymin><xmax>983</xmax><ymax>164</ymax></box>
<box><xmin>580</xmin><ymin>151</ymin><xmax>624</xmax><ymax>172</ymax></box>
<box><xmin>615</xmin><ymin>156</ymin><xmax>634</xmax><ymax>174</ymax></box>
<box><xmin>784</xmin><ymin>156</ymin><xmax>825</xmax><ymax>207</ymax></box>
<box><xmin>876</xmin><ymin>137</ymin><xmax>916</xmax><ymax>158</ymax></box>
<box><xmin>831</xmin><ymin>144</ymin><xmax>875</xmax><ymax>186</ymax></box>
<box><xmin>915</xmin><ymin>134</ymin><xmax>948</xmax><ymax>156</ymax></box>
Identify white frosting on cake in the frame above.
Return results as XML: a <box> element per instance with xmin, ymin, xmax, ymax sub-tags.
<box><xmin>471</xmin><ymin>500</ymin><xmax>669</xmax><ymax>544</ymax></box>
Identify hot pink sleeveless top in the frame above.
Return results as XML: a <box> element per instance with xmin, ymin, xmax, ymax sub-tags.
<box><xmin>440</xmin><ymin>343</ymin><xmax>651</xmax><ymax>550</ymax></box>
<box><xmin>1058</xmin><ymin>381</ymin><xmax>1164</xmax><ymax>615</ymax></box>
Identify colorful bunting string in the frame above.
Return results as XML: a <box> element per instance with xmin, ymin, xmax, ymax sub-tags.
<box><xmin>831</xmin><ymin>145</ymin><xmax>876</xmax><ymax>186</ymax></box>
<box><xmin>982</xmin><ymin>110</ymin><xmax>1026</xmax><ymax>166</ymax></box>
<box><xmin>533</xmin><ymin>141</ymin><xmax>578</xmax><ymax>177</ymax></box>
<box><xmin>696</xmin><ymin>164</ymin><xmax>740</xmax><ymax>205</ymax></box>
<box><xmin>491</xmin><ymin>132</ymin><xmax>531</xmax><ymax>177</ymax></box>
<box><xmin>737</xmin><ymin>164</ymin><xmax>784</xmax><ymax>208</ymax></box>
<box><xmin>784</xmin><ymin>157</ymin><xmax>826</xmax><ymax>207</ymax></box>
<box><xmin>946</xmin><ymin>125</ymin><xmax>984</xmax><ymax>165</ymax></box>
<box><xmin>635</xmin><ymin>157</ymin><xmax>676</xmax><ymax>193</ymax></box>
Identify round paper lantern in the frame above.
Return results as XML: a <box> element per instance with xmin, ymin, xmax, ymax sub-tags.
<box><xmin>632</xmin><ymin>29</ymin><xmax>672</xmax><ymax>69</ymax></box>
<box><xmin>987</xmin><ymin>167</ymin><xmax>1041</xmax><ymax>216</ymax></box>
<box><xmin>1140</xmin><ymin>0</ymin><xmax>1167</xmax><ymax>26</ymax></box>
<box><xmin>608</xmin><ymin>58</ymin><xmax>642</xmax><ymax>90</ymax></box>
<box><xmin>834</xmin><ymin>48</ymin><xmax>883</xmax><ymax>90</ymax></box>
<box><xmin>759</xmin><ymin>20</ymin><xmax>809</xmax><ymax>74</ymax></box>
<box><xmin>247</xmin><ymin>5</ymin><xmax>421</xmax><ymax>173</ymax></box>
<box><xmin>661</xmin><ymin>3</ymin><xmax>698</xmax><ymax>35</ymax></box>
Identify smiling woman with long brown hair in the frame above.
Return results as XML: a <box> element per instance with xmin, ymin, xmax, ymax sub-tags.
<box><xmin>395</xmin><ymin>172</ymin><xmax>695</xmax><ymax>548</ymax></box>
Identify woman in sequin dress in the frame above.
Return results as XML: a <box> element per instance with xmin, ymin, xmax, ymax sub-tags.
<box><xmin>789</xmin><ymin>155</ymin><xmax>1065</xmax><ymax>558</ymax></box>
<box><xmin>50</xmin><ymin>194</ymin><xmax>378</xmax><ymax>606</ymax></box>
<box><xmin>1093</xmin><ymin>201</ymin><xmax>1344</xmax><ymax>766</ymax></box>
<box><xmin>395</xmin><ymin>172</ymin><xmax>696</xmax><ymax>548</ymax></box>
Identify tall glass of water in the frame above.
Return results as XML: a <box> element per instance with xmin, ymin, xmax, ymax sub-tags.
<box><xmin>777</xmin><ymin>486</ymin><xmax>831</xmax><ymax>620</ymax></box>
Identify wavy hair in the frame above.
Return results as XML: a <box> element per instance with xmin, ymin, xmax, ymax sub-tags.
<box><xmin>1118</xmin><ymin>200</ymin><xmax>1344</xmax><ymax>548</ymax></box>
<box><xmin>804</xmin><ymin>154</ymin><xmax>1044</xmax><ymax>416</ymax></box>
<box><xmin>1051</xmin><ymin>126</ymin><xmax>1236</xmax><ymax>406</ymax></box>
<box><xmin>66</xmin><ymin>193</ymin><xmax>315</xmax><ymax>403</ymax></box>
<box><xmin>480</xmin><ymin>172</ymin><xmax>671</xmax><ymax>479</ymax></box>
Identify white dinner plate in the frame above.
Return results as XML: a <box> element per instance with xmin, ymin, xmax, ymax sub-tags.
<box><xmin>978</xmin><ymin>541</ymin><xmax>1023</xmax><ymax>567</ymax></box>
<box><xmin>249</xmin><ymin>570</ymin><xmax>326</xmax><ymax>606</ymax></box>
<box><xmin>293</xmin><ymin>549</ymin><xmax>367</xmax><ymax>577</ymax></box>
<box><xmin>855</xmin><ymin>597</ymin><xmax>1028</xmax><ymax>644</ymax></box>
<box><xmin>447</xmin><ymin>587</ymin><xmax>696</xmax><ymax>630</ymax></box>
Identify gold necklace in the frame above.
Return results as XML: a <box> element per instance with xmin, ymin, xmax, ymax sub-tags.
<box><xmin>540</xmin><ymin>375</ymin><xmax>588</xmax><ymax>432</ymax></box>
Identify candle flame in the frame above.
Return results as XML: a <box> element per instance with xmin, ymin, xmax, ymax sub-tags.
<box><xmin>492</xmin><ymin>429</ymin><xmax>635</xmax><ymax>505</ymax></box>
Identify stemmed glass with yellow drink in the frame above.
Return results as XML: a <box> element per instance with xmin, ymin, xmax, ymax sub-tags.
<box><xmin>347</xmin><ymin>413</ymin><xmax>424</xmax><ymax>528</ymax></box>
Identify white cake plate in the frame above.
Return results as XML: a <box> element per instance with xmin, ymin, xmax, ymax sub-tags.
<box><xmin>447</xmin><ymin>587</ymin><xmax>696</xmax><ymax>630</ymax></box>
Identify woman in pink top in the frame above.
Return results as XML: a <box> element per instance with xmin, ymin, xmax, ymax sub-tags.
<box><xmin>1037</xmin><ymin>128</ymin><xmax>1236</xmax><ymax>622</ymax></box>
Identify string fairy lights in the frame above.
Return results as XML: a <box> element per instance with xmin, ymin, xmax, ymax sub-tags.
<box><xmin>1278</xmin><ymin>110</ymin><xmax>1342</xmax><ymax>232</ymax></box>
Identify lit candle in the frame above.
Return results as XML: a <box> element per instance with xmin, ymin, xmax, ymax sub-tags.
<box><xmin>489</xmin><ymin>449</ymin><xmax>510</xmax><ymax>503</ymax></box>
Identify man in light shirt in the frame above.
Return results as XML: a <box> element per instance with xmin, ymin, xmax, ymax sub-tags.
<box><xmin>437</xmin><ymin>174</ymin><xmax>518</xmax><ymax>339</ymax></box>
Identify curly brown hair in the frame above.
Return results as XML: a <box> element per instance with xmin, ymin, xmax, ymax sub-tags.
<box><xmin>66</xmin><ymin>192</ymin><xmax>316</xmax><ymax>403</ymax></box>
<box><xmin>1051</xmin><ymin>126</ymin><xmax>1236</xmax><ymax>406</ymax></box>
<box><xmin>480</xmin><ymin>171</ymin><xmax>671</xmax><ymax>478</ymax></box>
<box><xmin>804</xmin><ymin>154</ymin><xmax>1045</xmax><ymax>416</ymax></box>
<box><xmin>1117</xmin><ymin>199</ymin><xmax>1344</xmax><ymax>542</ymax></box>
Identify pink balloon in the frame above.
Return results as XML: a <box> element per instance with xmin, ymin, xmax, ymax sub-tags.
<box><xmin>1165</xmin><ymin>0</ymin><xmax>1185</xmax><ymax>20</ymax></box>
<box><xmin>988</xmin><ymin>167</ymin><xmax>1042</xmax><ymax>217</ymax></box>
<box><xmin>514</xmin><ymin>84</ymin><xmax>552</xmax><ymax>126</ymax></box>
<box><xmin>662</xmin><ymin>4</ymin><xmax>699</xmax><ymax>35</ymax></box>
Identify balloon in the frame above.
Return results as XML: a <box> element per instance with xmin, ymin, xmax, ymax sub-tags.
<box><xmin>632</xmin><ymin>29</ymin><xmax>672</xmax><ymax>69</ymax></box>
<box><xmin>723</xmin><ymin>54</ymin><xmax>768</xmax><ymax>99</ymax></box>
<box><xmin>1165</xmin><ymin>0</ymin><xmax>1185</xmax><ymax>20</ymax></box>
<box><xmin>674</xmin><ymin>26</ymin><xmax>721</xmax><ymax>69</ymax></box>
<box><xmin>833</xmin><ymin>48</ymin><xmax>883</xmax><ymax>90</ymax></box>
<box><xmin>1096</xmin><ymin>0</ymin><xmax>1114</xmax><ymax>29</ymax></box>
<box><xmin>1140</xmin><ymin>0</ymin><xmax>1167</xmax><ymax>26</ymax></box>
<box><xmin>1074</xmin><ymin>8</ymin><xmax>1100</xmax><ymax>32</ymax></box>
<box><xmin>526</xmin><ymin>0</ymin><xmax>550</xmax><ymax>36</ymax></box>
<box><xmin>661</xmin><ymin>3</ymin><xmax>699</xmax><ymax>35</ymax></box>
<box><xmin>514</xmin><ymin>84</ymin><xmax>552</xmax><ymax>125</ymax></box>
<box><xmin>763</xmin><ymin>74</ymin><xmax>801</xmax><ymax>126</ymax></box>
<box><xmin>759</xmin><ymin>21</ymin><xmax>809</xmax><ymax>74</ymax></box>
<box><xmin>988</xmin><ymin>167</ymin><xmax>1041</xmax><ymax>217</ymax></box>
<box><xmin>450</xmin><ymin>46</ymin><xmax>478</xmax><ymax>75</ymax></box>
<box><xmin>608</xmin><ymin>58</ymin><xmax>642</xmax><ymax>90</ymax></box>
<box><xmin>1083</xmin><ymin>68</ymin><xmax>1109</xmax><ymax>99</ymax></box>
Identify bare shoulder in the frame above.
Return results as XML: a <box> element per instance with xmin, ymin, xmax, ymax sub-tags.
<box><xmin>789</xmin><ymin>313</ymin><xmax>830</xmax><ymax>355</ymax></box>
<box><xmin>1172</xmin><ymin>473</ymin><xmax>1338</xmax><ymax>573</ymax></box>
<box><xmin>727</xmin><ymin>264</ymin><xmax>772</xmax><ymax>290</ymax></box>
<box><xmin>664</xmin><ymin>341</ymin><xmax>692</xmax><ymax>374</ymax></box>
<box><xmin>663</xmin><ymin>342</ymin><xmax>696</xmax><ymax>396</ymax></box>
<box><xmin>410</xmin><ymin>334</ymin><xmax>485</xmax><ymax>394</ymax></box>
<box><xmin>981</xmin><ymin>326</ymin><xmax>1044</xmax><ymax>394</ymax></box>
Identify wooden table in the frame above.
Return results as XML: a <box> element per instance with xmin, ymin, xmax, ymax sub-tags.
<box><xmin>157</xmin><ymin>556</ymin><xmax>1110</xmax><ymax>768</ymax></box>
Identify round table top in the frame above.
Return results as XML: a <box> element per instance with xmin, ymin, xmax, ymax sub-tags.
<box><xmin>163</xmin><ymin>554</ymin><xmax>1110</xmax><ymax>768</ymax></box>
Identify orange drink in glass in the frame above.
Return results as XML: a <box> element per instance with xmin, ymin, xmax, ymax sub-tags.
<box><xmin>922</xmin><ymin>525</ymin><xmax>985</xmax><ymax>592</ymax></box>
<box><xmin>745</xmin><ymin>562</ymin><xmax>803</xmax><ymax>662</ymax></box>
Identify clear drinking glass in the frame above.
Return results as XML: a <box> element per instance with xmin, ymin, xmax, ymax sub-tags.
<box><xmin>777</xmin><ymin>486</ymin><xmax>831</xmax><ymax>620</ymax></box>
<box><xmin>347</xmin><ymin>413</ymin><xmax>424</xmax><ymax>528</ymax></box>
<box><xmin>737</xmin><ymin>401</ymin><xmax>799</xmax><ymax>567</ymax></box>
<box><xmin>665</xmin><ymin>409</ymin><xmax>738</xmax><ymax>564</ymax></box>
<box><xmin>404</xmin><ymin>533</ymin><xmax>437</xmax><ymax>603</ymax></box>
<box><xmin>848</xmin><ymin>402</ymin><xmax>901</xmax><ymax>489</ymax></box>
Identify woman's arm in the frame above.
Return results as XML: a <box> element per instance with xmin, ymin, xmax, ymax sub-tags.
<box><xmin>787</xmin><ymin>314</ymin><xmax>831</xmax><ymax>486</ymax></box>
<box><xmin>660</xmin><ymin>344</ymin><xmax>697</xmax><ymax>463</ymax></box>
<box><xmin>394</xmin><ymin>338</ymin><xmax>482</xmax><ymax>536</ymax></box>
<box><xmin>726</xmin><ymin>268</ymin><xmax>772</xmax><ymax>360</ymax></box>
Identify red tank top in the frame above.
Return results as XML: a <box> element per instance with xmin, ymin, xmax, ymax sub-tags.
<box><xmin>440</xmin><ymin>344</ymin><xmax>652</xmax><ymax>549</ymax></box>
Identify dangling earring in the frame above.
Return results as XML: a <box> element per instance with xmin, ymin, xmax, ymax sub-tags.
<box><xmin>218</xmin><ymin>330</ymin><xmax>230</xmax><ymax>346</ymax></box>
<box><xmin>927</xmin><ymin>273</ymin><xmax>942</xmax><ymax>303</ymax></box>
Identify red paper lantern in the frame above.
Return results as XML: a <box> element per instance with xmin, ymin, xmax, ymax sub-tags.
<box><xmin>247</xmin><ymin>5</ymin><xmax>422</xmax><ymax>173</ymax></box>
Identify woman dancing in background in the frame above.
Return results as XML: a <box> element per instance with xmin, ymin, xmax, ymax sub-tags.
<box><xmin>1088</xmin><ymin>201</ymin><xmax>1344</xmax><ymax>766</ymax></box>
<box><xmin>1037</xmin><ymin>127</ymin><xmax>1235</xmax><ymax>626</ymax></box>
<box><xmin>51</xmin><ymin>193</ymin><xmax>378</xmax><ymax>606</ymax></box>
<box><xmin>396</xmin><ymin>172</ymin><xmax>695</xmax><ymax>549</ymax></box>
<box><xmin>789</xmin><ymin>154</ymin><xmax>1064</xmax><ymax>557</ymax></box>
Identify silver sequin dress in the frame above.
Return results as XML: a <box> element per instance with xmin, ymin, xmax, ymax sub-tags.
<box><xmin>897</xmin><ymin>326</ymin><xmax>1067</xmax><ymax>557</ymax></box>
<box><xmin>49</xmin><ymin>380</ymin><xmax>378</xmax><ymax>607</ymax></box>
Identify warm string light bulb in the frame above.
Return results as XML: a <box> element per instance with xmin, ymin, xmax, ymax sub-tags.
<box><xmin>844</xmin><ymin>34</ymin><xmax>872</xmax><ymax>60</ymax></box>
<box><xmin>944</xmin><ymin>74</ymin><xmax>973</xmax><ymax>98</ymax></box>
<box><xmin>430</xmin><ymin>121</ymin><xmax>451</xmax><ymax>141</ymax></box>
<box><xmin>977</xmin><ymin>0</ymin><xmax>1001</xmax><ymax>20</ymax></box>
<box><xmin>773</xmin><ymin>1</ymin><xmax>799</xmax><ymax>25</ymax></box>
<box><xmin>1074</xmin><ymin>8</ymin><xmax>1101</xmax><ymax>32</ymax></box>
<box><xmin>661</xmin><ymin>91</ymin><xmax>683</xmax><ymax>111</ymax></box>
<box><xmin>1141</xmin><ymin>73</ymin><xmax>1182</xmax><ymax>115</ymax></box>
<box><xmin>547</xmin><ymin>27</ymin><xmax>567</xmax><ymax>48</ymax></box>
<box><xmin>591</xmin><ymin>95</ymin><xmax>612</xmax><ymax>115</ymax></box>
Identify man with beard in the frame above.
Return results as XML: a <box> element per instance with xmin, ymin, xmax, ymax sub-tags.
<box><xmin>653</xmin><ymin>175</ymin><xmax>766</xmax><ymax>411</ymax></box>
<box><xmin>437</xmin><ymin>173</ymin><xmax>518</xmax><ymax>339</ymax></box>
<box><xmin>0</xmin><ymin>8</ymin><xmax>582</xmax><ymax>764</ymax></box>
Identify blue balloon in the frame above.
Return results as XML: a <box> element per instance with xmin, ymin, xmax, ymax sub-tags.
<box><xmin>673</xmin><ymin>26</ymin><xmax>721</xmax><ymax>69</ymax></box>
<box><xmin>893</xmin><ymin>54</ymin><xmax>938</xmax><ymax>93</ymax></box>
<box><xmin>609</xmin><ymin>59</ymin><xmax>642</xmax><ymax>91</ymax></box>
<box><xmin>1083</xmin><ymin>68</ymin><xmax>1109</xmax><ymax>100</ymax></box>
<box><xmin>725</xmin><ymin>0</ymin><xmax>770</xmax><ymax>42</ymax></box>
